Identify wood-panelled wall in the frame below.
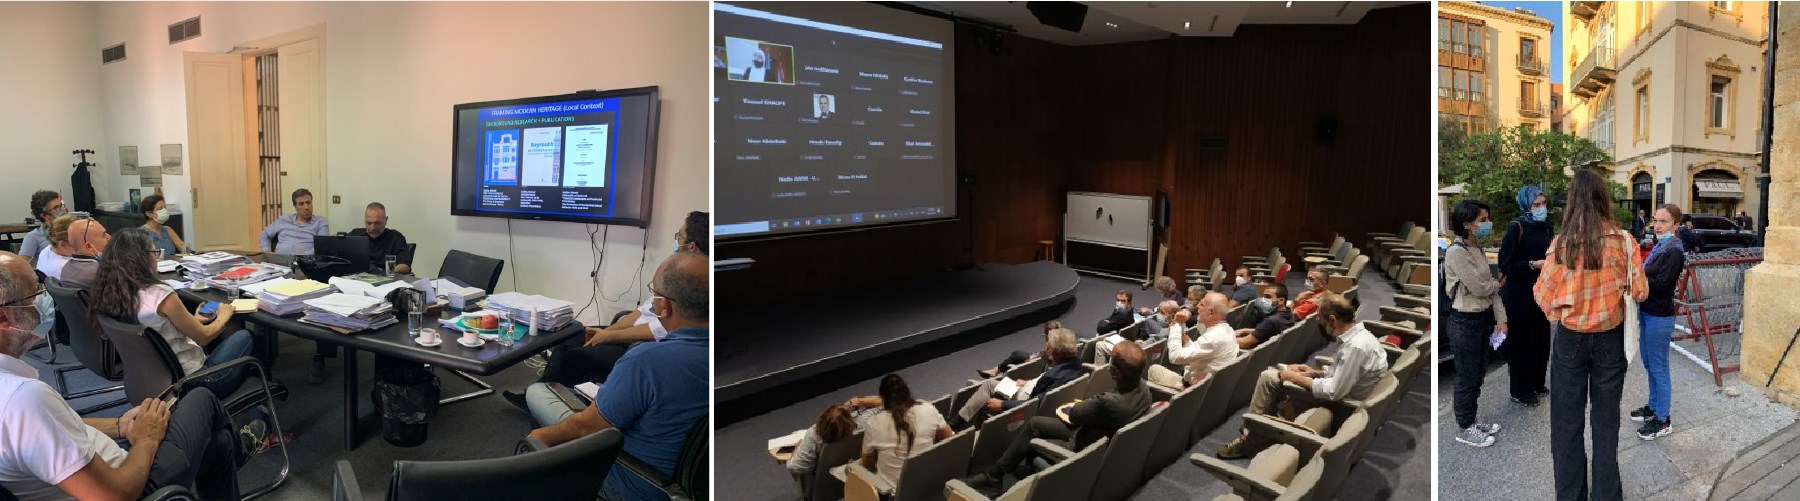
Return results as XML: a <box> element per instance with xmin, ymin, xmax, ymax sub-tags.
<box><xmin>717</xmin><ymin>4</ymin><xmax>1429</xmax><ymax>308</ymax></box>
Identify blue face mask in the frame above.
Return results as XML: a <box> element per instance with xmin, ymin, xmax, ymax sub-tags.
<box><xmin>1531</xmin><ymin>207</ymin><xmax>1548</xmax><ymax>221</ymax></box>
<box><xmin>1475</xmin><ymin>221</ymin><xmax>1494</xmax><ymax>237</ymax></box>
<box><xmin>1656</xmin><ymin>232</ymin><xmax>1674</xmax><ymax>244</ymax></box>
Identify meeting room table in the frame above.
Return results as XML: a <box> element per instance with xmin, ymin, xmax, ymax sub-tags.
<box><xmin>158</xmin><ymin>270</ymin><xmax>585</xmax><ymax>450</ymax></box>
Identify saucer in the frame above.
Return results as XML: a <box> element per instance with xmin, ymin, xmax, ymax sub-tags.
<box><xmin>415</xmin><ymin>336</ymin><xmax>442</xmax><ymax>347</ymax></box>
<box><xmin>456</xmin><ymin>337</ymin><xmax>484</xmax><ymax>349</ymax></box>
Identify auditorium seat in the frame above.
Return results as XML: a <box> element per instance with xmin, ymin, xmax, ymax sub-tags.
<box><xmin>1242</xmin><ymin>247</ymin><xmax>1281</xmax><ymax>269</ymax></box>
<box><xmin>1250</xmin><ymin>262</ymin><xmax>1289</xmax><ymax>286</ymax></box>
<box><xmin>805</xmin><ymin>430</ymin><xmax>866</xmax><ymax>501</ymax></box>
<box><xmin>1246</xmin><ymin>254</ymin><xmax>1285</xmax><ymax>281</ymax></box>
<box><xmin>1364</xmin><ymin>221</ymin><xmax>1416</xmax><ymax>251</ymax></box>
<box><xmin>1144</xmin><ymin>380</ymin><xmax>1209</xmax><ymax>479</ymax></box>
<box><xmin>1081</xmin><ymin>364</ymin><xmax>1116</xmax><ymax>399</ymax></box>
<box><xmin>966</xmin><ymin>399</ymin><xmax>1042</xmax><ymax>477</ymax></box>
<box><xmin>944</xmin><ymin>437</ymin><xmax>1109</xmax><ymax>501</ymax></box>
<box><xmin>847</xmin><ymin>427</ymin><xmax>975</xmax><ymax>501</ymax></box>
<box><xmin>1186</xmin><ymin>259</ymin><xmax>1225</xmax><ymax>290</ymax></box>
<box><xmin>1298</xmin><ymin>235</ymin><xmax>1343</xmax><ymax>257</ymax></box>
<box><xmin>1033</xmin><ymin>374</ymin><xmax>1091</xmax><ymax>419</ymax></box>
<box><xmin>1368</xmin><ymin>225</ymin><xmax>1424</xmax><ymax>263</ymax></box>
<box><xmin>1190</xmin><ymin>444</ymin><xmax>1323</xmax><ymax>501</ymax></box>
<box><xmin>1378</xmin><ymin>305</ymin><xmax>1432</xmax><ymax>333</ymax></box>
<box><xmin>1079</xmin><ymin>407</ymin><xmax>1165</xmax><ymax>500</ymax></box>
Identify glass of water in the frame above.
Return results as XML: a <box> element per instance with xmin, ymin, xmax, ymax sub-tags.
<box><xmin>408</xmin><ymin>309</ymin><xmax>425</xmax><ymax>335</ymax></box>
<box><xmin>223</xmin><ymin>279</ymin><xmax>239</xmax><ymax>300</ymax></box>
<box><xmin>497</xmin><ymin>315</ymin><xmax>517</xmax><ymax>347</ymax></box>
<box><xmin>384</xmin><ymin>255</ymin><xmax>397</xmax><ymax>277</ymax></box>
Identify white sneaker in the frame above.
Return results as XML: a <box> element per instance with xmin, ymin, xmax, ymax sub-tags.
<box><xmin>1474</xmin><ymin>423</ymin><xmax>1502</xmax><ymax>436</ymax></box>
<box><xmin>1456</xmin><ymin>426</ymin><xmax>1496</xmax><ymax>447</ymax></box>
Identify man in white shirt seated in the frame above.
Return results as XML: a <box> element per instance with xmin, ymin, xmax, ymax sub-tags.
<box><xmin>1148</xmin><ymin>292</ymin><xmax>1239</xmax><ymax>389</ymax></box>
<box><xmin>1216</xmin><ymin>294</ymin><xmax>1389</xmax><ymax>459</ymax></box>
<box><xmin>0</xmin><ymin>251</ymin><xmax>246</xmax><ymax>500</ymax></box>
<box><xmin>34</xmin><ymin>216</ymin><xmax>79</xmax><ymax>281</ymax></box>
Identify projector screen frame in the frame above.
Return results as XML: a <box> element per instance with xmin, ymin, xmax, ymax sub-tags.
<box><xmin>449</xmin><ymin>86</ymin><xmax>662</xmax><ymax>228</ymax></box>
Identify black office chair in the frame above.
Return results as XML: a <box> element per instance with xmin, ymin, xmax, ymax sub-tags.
<box><xmin>25</xmin><ymin>269</ymin><xmax>63</xmax><ymax>364</ymax></box>
<box><xmin>42</xmin><ymin>277</ymin><xmax>128</xmax><ymax>414</ymax></box>
<box><xmin>332</xmin><ymin>428</ymin><xmax>624</xmax><ymax>501</ymax></box>
<box><xmin>94</xmin><ymin>316</ymin><xmax>292</xmax><ymax>499</ymax></box>
<box><xmin>618</xmin><ymin>416</ymin><xmax>709</xmax><ymax>501</ymax></box>
<box><xmin>437</xmin><ymin>250</ymin><xmax>504</xmax><ymax>294</ymax></box>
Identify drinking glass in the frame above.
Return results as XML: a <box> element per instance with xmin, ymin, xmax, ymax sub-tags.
<box><xmin>408</xmin><ymin>310</ymin><xmax>425</xmax><ymax>335</ymax></box>
<box><xmin>384</xmin><ymin>255</ymin><xmax>398</xmax><ymax>277</ymax></box>
<box><xmin>223</xmin><ymin>280</ymin><xmax>239</xmax><ymax>300</ymax></box>
<box><xmin>498</xmin><ymin>315</ymin><xmax>517</xmax><ymax>347</ymax></box>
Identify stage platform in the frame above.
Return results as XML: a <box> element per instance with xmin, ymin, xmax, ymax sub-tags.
<box><xmin>716</xmin><ymin>261</ymin><xmax>1080</xmax><ymax>422</ymax></box>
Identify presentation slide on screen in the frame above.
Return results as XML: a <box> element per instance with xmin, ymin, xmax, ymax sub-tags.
<box><xmin>713</xmin><ymin>2</ymin><xmax>955</xmax><ymax>238</ymax></box>
<box><xmin>472</xmin><ymin>97</ymin><xmax>620</xmax><ymax>216</ymax></box>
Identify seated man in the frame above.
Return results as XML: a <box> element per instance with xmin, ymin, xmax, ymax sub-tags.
<box><xmin>1227</xmin><ymin>265</ymin><xmax>1258</xmax><ymax>307</ymax></box>
<box><xmin>19</xmin><ymin>190</ymin><xmax>66</xmax><ymax>265</ymax></box>
<box><xmin>959</xmin><ymin>341</ymin><xmax>1152</xmax><ymax>495</ymax></box>
<box><xmin>526</xmin><ymin>251</ymin><xmax>709</xmax><ymax>501</ymax></box>
<box><xmin>1095</xmin><ymin>289</ymin><xmax>1136</xmax><ymax>335</ymax></box>
<box><xmin>1151</xmin><ymin>276</ymin><xmax>1184</xmax><ymax>307</ymax></box>
<box><xmin>59</xmin><ymin>218</ymin><xmax>110</xmax><ymax>287</ymax></box>
<box><xmin>34</xmin><ymin>216</ymin><xmax>79</xmax><ymax>281</ymax></box>
<box><xmin>0</xmin><ymin>251</ymin><xmax>246</xmax><ymax>500</ymax></box>
<box><xmin>1235</xmin><ymin>284</ymin><xmax>1296</xmax><ymax>349</ymax></box>
<box><xmin>1150</xmin><ymin>292</ymin><xmax>1238</xmax><ymax>389</ymax></box>
<box><xmin>979</xmin><ymin>320</ymin><xmax>1061</xmax><ymax>379</ymax></box>
<box><xmin>1217</xmin><ymin>294</ymin><xmax>1388</xmax><ymax>459</ymax></box>
<box><xmin>1139</xmin><ymin>300</ymin><xmax>1180</xmax><ymax>339</ymax></box>
<box><xmin>502</xmin><ymin>211</ymin><xmax>709</xmax><ymax>408</ymax></box>
<box><xmin>258</xmin><ymin>188</ymin><xmax>329</xmax><ymax>256</ymax></box>
<box><xmin>952</xmin><ymin>328</ymin><xmax>1087</xmax><ymax>430</ymax></box>
<box><xmin>1292</xmin><ymin>269</ymin><xmax>1332</xmax><ymax>319</ymax></box>
<box><xmin>311</xmin><ymin>202</ymin><xmax>413</xmax><ymax>382</ymax></box>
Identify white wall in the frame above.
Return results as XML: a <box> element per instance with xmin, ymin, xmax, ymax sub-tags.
<box><xmin>93</xmin><ymin>2</ymin><xmax>710</xmax><ymax>324</ymax></box>
<box><xmin>0</xmin><ymin>2</ymin><xmax>107</xmax><ymax>226</ymax></box>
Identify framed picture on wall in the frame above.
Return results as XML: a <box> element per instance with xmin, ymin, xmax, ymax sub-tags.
<box><xmin>119</xmin><ymin>146</ymin><xmax>138</xmax><ymax>175</ymax></box>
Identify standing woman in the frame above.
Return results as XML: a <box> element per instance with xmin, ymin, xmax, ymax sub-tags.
<box><xmin>1632</xmin><ymin>204</ymin><xmax>1687</xmax><ymax>440</ymax></box>
<box><xmin>1534</xmin><ymin>169</ymin><xmax>1648</xmax><ymax>501</ymax></box>
<box><xmin>1445</xmin><ymin>199</ymin><xmax>1507</xmax><ymax>448</ymax></box>
<box><xmin>1499</xmin><ymin>186</ymin><xmax>1555</xmax><ymax>407</ymax></box>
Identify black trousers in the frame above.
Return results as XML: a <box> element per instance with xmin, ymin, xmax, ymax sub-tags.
<box><xmin>1550</xmin><ymin>324</ymin><xmax>1626</xmax><ymax>501</ymax></box>
<box><xmin>988</xmin><ymin>416</ymin><xmax>1074</xmax><ymax>479</ymax></box>
<box><xmin>1502</xmin><ymin>297</ymin><xmax>1552</xmax><ymax>399</ymax></box>
<box><xmin>143</xmin><ymin>388</ymin><xmax>241</xmax><ymax>500</ymax></box>
<box><xmin>538</xmin><ymin>338</ymin><xmax>633</xmax><ymax>386</ymax></box>
<box><xmin>1448</xmin><ymin>309</ymin><xmax>1494</xmax><ymax>429</ymax></box>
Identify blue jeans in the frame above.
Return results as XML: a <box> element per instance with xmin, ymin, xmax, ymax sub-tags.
<box><xmin>1638</xmin><ymin>312</ymin><xmax>1675</xmax><ymax>420</ymax></box>
<box><xmin>190</xmin><ymin>329</ymin><xmax>254</xmax><ymax>397</ymax></box>
<box><xmin>525</xmin><ymin>382</ymin><xmax>580</xmax><ymax>426</ymax></box>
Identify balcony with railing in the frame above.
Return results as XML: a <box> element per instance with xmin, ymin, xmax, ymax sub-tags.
<box><xmin>1438</xmin><ymin>41</ymin><xmax>1486</xmax><ymax>71</ymax></box>
<box><xmin>1517</xmin><ymin>53</ymin><xmax>1545</xmax><ymax>75</ymax></box>
<box><xmin>1571</xmin><ymin>46</ymin><xmax>1617</xmax><ymax>98</ymax></box>
<box><xmin>1519</xmin><ymin>97</ymin><xmax>1545</xmax><ymax>118</ymax></box>
<box><xmin>1571</xmin><ymin>1</ymin><xmax>1602</xmax><ymax>20</ymax></box>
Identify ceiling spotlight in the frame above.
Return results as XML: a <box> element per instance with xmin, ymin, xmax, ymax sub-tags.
<box><xmin>1105</xmin><ymin>22</ymin><xmax>1118</xmax><ymax>28</ymax></box>
<box><xmin>1286</xmin><ymin>1</ymin><xmax>1293</xmax><ymax>7</ymax></box>
<box><xmin>1184</xmin><ymin>21</ymin><xmax>1191</xmax><ymax>29</ymax></box>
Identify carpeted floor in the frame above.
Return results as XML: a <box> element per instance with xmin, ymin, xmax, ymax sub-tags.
<box><xmin>25</xmin><ymin>323</ymin><xmax>564</xmax><ymax>500</ymax></box>
<box><xmin>715</xmin><ymin>265</ymin><xmax>1432</xmax><ymax>500</ymax></box>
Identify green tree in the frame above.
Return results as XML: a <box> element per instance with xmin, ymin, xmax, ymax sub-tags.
<box><xmin>1440</xmin><ymin>125</ymin><xmax>1625</xmax><ymax>247</ymax></box>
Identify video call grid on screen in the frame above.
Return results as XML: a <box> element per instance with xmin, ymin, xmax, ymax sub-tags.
<box><xmin>714</xmin><ymin>2</ymin><xmax>956</xmax><ymax>239</ymax></box>
<box><xmin>451</xmin><ymin>88</ymin><xmax>659</xmax><ymax>227</ymax></box>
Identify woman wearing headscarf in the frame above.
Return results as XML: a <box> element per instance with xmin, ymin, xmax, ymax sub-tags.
<box><xmin>1498</xmin><ymin>186</ymin><xmax>1555</xmax><ymax>407</ymax></box>
<box><xmin>1534</xmin><ymin>169</ymin><xmax>1648</xmax><ymax>500</ymax></box>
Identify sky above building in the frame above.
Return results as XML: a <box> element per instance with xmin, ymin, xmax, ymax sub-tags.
<box><xmin>1478</xmin><ymin>1</ymin><xmax>1563</xmax><ymax>83</ymax></box>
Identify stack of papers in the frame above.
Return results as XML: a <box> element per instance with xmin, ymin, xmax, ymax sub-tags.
<box><xmin>300</xmin><ymin>293</ymin><xmax>397</xmax><ymax>331</ymax></box>
<box><xmin>200</xmin><ymin>263</ymin><xmax>292</xmax><ymax>290</ymax></box>
<box><xmin>485</xmin><ymin>292</ymin><xmax>576</xmax><ymax>331</ymax></box>
<box><xmin>257</xmin><ymin>279</ymin><xmax>336</xmax><ymax>315</ymax></box>
<box><xmin>329</xmin><ymin>273</ymin><xmax>413</xmax><ymax>299</ymax></box>
<box><xmin>179</xmin><ymin>252</ymin><xmax>252</xmax><ymax>276</ymax></box>
<box><xmin>156</xmin><ymin>260</ymin><xmax>180</xmax><ymax>274</ymax></box>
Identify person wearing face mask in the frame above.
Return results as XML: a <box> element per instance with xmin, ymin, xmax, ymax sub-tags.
<box><xmin>1630</xmin><ymin>204</ymin><xmax>1686</xmax><ymax>440</ymax></box>
<box><xmin>1227</xmin><ymin>265</ymin><xmax>1258</xmax><ymax>307</ymax></box>
<box><xmin>1497</xmin><ymin>186</ymin><xmax>1555</xmax><ymax>407</ymax></box>
<box><xmin>1445</xmin><ymin>199</ymin><xmax>1507</xmax><ymax>447</ymax></box>
<box><xmin>1217</xmin><ymin>294</ymin><xmax>1387</xmax><ymax>459</ymax></box>
<box><xmin>0</xmin><ymin>251</ymin><xmax>252</xmax><ymax>501</ymax></box>
<box><xmin>1151</xmin><ymin>292</ymin><xmax>1237</xmax><ymax>389</ymax></box>
<box><xmin>58</xmin><ymin>218</ymin><xmax>111</xmax><ymax>288</ymax></box>
<box><xmin>739</xmin><ymin>48</ymin><xmax>773</xmax><ymax>82</ymax></box>
<box><xmin>526</xmin><ymin>251</ymin><xmax>709</xmax><ymax>501</ymax></box>
<box><xmin>1234</xmin><ymin>284</ymin><xmax>1295</xmax><ymax>349</ymax></box>
<box><xmin>1095</xmin><ymin>289</ymin><xmax>1138</xmax><ymax>336</ymax></box>
<box><xmin>502</xmin><ymin>211</ymin><xmax>709</xmax><ymax>411</ymax></box>
<box><xmin>1152</xmin><ymin>276</ymin><xmax>1184</xmax><ymax>307</ymax></box>
<box><xmin>137</xmin><ymin>195</ymin><xmax>186</xmax><ymax>258</ymax></box>
<box><xmin>19</xmin><ymin>190</ymin><xmax>67</xmax><ymax>265</ymax></box>
<box><xmin>34</xmin><ymin>216</ymin><xmax>81</xmax><ymax>281</ymax></box>
<box><xmin>1140</xmin><ymin>300</ymin><xmax>1180</xmax><ymax>339</ymax></box>
<box><xmin>1292</xmin><ymin>269</ymin><xmax>1332</xmax><ymax>319</ymax></box>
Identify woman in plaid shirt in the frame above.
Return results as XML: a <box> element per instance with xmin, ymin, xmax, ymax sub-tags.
<box><xmin>1533</xmin><ymin>169</ymin><xmax>1648</xmax><ymax>501</ymax></box>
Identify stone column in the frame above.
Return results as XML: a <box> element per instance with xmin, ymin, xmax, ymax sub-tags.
<box><xmin>1741</xmin><ymin>2</ymin><xmax>1800</xmax><ymax>406</ymax></box>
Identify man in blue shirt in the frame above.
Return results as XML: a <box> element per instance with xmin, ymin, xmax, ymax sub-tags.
<box><xmin>258</xmin><ymin>189</ymin><xmax>329</xmax><ymax>255</ymax></box>
<box><xmin>528</xmin><ymin>251</ymin><xmax>708</xmax><ymax>501</ymax></box>
<box><xmin>19</xmin><ymin>190</ymin><xmax>66</xmax><ymax>265</ymax></box>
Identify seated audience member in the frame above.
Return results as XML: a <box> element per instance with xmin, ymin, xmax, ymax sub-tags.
<box><xmin>1183</xmin><ymin>285</ymin><xmax>1206</xmax><ymax>328</ymax></box>
<box><xmin>310</xmin><ymin>202</ymin><xmax>415</xmax><ymax>383</ymax></box>
<box><xmin>1152</xmin><ymin>276</ymin><xmax>1184</xmax><ymax>306</ymax></box>
<box><xmin>960</xmin><ymin>341</ymin><xmax>1152</xmax><ymax>495</ymax></box>
<box><xmin>1218</xmin><ymin>294</ymin><xmax>1388</xmax><ymax>459</ymax></box>
<box><xmin>258</xmin><ymin>188</ymin><xmax>329</xmax><ymax>256</ymax></box>
<box><xmin>1236</xmin><ymin>284</ymin><xmax>1296</xmax><ymax>349</ymax></box>
<box><xmin>60</xmin><ymin>218</ymin><xmax>110</xmax><ymax>288</ymax></box>
<box><xmin>0</xmin><ymin>251</ymin><xmax>246</xmax><ymax>500</ymax></box>
<box><xmin>786</xmin><ymin>405</ymin><xmax>860</xmax><ymax>498</ymax></box>
<box><xmin>527</xmin><ymin>251</ymin><xmax>709</xmax><ymax>501</ymax></box>
<box><xmin>34</xmin><ymin>215</ymin><xmax>79</xmax><ymax>281</ymax></box>
<box><xmin>981</xmin><ymin>320</ymin><xmax>1062</xmax><ymax>379</ymax></box>
<box><xmin>19</xmin><ymin>190</ymin><xmax>66</xmax><ymax>264</ymax></box>
<box><xmin>952</xmin><ymin>328</ymin><xmax>1087</xmax><ymax>429</ymax></box>
<box><xmin>1293</xmin><ymin>269</ymin><xmax>1332</xmax><ymax>319</ymax></box>
<box><xmin>850</xmin><ymin>374</ymin><xmax>954</xmax><ymax>488</ymax></box>
<box><xmin>89</xmin><ymin>229</ymin><xmax>256</xmax><ymax>399</ymax></box>
<box><xmin>1151</xmin><ymin>292</ymin><xmax>1239</xmax><ymax>389</ymax></box>
<box><xmin>137</xmin><ymin>195</ymin><xmax>187</xmax><ymax>258</ymax></box>
<box><xmin>1095</xmin><ymin>289</ymin><xmax>1136</xmax><ymax>335</ymax></box>
<box><xmin>1140</xmin><ymin>300</ymin><xmax>1180</xmax><ymax>339</ymax></box>
<box><xmin>1227</xmin><ymin>265</ymin><xmax>1258</xmax><ymax>307</ymax></box>
<box><xmin>503</xmin><ymin>211</ymin><xmax>709</xmax><ymax>409</ymax></box>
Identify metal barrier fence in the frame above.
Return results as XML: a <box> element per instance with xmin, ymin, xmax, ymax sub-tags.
<box><xmin>1672</xmin><ymin>247</ymin><xmax>1763</xmax><ymax>387</ymax></box>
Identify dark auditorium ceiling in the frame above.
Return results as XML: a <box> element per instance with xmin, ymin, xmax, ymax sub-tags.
<box><xmin>908</xmin><ymin>1</ymin><xmax>1424</xmax><ymax>46</ymax></box>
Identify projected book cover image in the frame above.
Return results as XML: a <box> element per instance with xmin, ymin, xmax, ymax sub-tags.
<box><xmin>563</xmin><ymin>124</ymin><xmax>610</xmax><ymax>188</ymax></box>
<box><xmin>451</xmin><ymin>86</ymin><xmax>658</xmax><ymax>227</ymax></box>
<box><xmin>484</xmin><ymin>130</ymin><xmax>520</xmax><ymax>186</ymax></box>
<box><xmin>520</xmin><ymin>127</ymin><xmax>565</xmax><ymax>187</ymax></box>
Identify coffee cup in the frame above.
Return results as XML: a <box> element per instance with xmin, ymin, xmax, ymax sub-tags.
<box><xmin>417</xmin><ymin>327</ymin><xmax>437</xmax><ymax>345</ymax></box>
<box><xmin>461</xmin><ymin>329</ymin><xmax>479</xmax><ymax>345</ymax></box>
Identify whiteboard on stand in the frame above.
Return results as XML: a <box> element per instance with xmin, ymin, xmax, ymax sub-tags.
<box><xmin>1064</xmin><ymin>192</ymin><xmax>1151</xmax><ymax>250</ymax></box>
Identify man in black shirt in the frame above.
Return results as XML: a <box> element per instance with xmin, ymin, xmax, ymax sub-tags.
<box><xmin>1236</xmin><ymin>284</ymin><xmax>1296</xmax><ymax>349</ymax></box>
<box><xmin>346</xmin><ymin>202</ymin><xmax>412</xmax><ymax>274</ymax></box>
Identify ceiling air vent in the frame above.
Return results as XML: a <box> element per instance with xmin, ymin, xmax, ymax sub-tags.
<box><xmin>168</xmin><ymin>16</ymin><xmax>201</xmax><ymax>45</ymax></box>
<box><xmin>101</xmin><ymin>43</ymin><xmax>126</xmax><ymax>64</ymax></box>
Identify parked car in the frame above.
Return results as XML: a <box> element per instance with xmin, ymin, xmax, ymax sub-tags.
<box><xmin>1688</xmin><ymin>214</ymin><xmax>1759</xmax><ymax>252</ymax></box>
